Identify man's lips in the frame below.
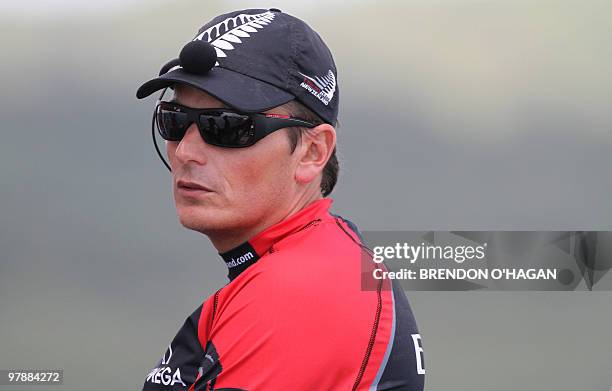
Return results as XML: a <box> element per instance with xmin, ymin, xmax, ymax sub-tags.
<box><xmin>176</xmin><ymin>180</ymin><xmax>213</xmax><ymax>192</ymax></box>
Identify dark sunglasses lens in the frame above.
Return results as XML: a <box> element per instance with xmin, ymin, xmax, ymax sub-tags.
<box><xmin>156</xmin><ymin>106</ymin><xmax>190</xmax><ymax>141</ymax></box>
<box><xmin>198</xmin><ymin>112</ymin><xmax>254</xmax><ymax>147</ymax></box>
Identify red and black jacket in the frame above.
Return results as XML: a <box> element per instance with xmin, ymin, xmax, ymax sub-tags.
<box><xmin>142</xmin><ymin>198</ymin><xmax>425</xmax><ymax>390</ymax></box>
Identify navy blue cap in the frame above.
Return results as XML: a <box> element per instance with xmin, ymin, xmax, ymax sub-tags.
<box><xmin>136</xmin><ymin>8</ymin><xmax>339</xmax><ymax>125</ymax></box>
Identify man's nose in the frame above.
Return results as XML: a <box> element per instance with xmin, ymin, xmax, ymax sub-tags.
<box><xmin>174</xmin><ymin>123</ymin><xmax>208</xmax><ymax>165</ymax></box>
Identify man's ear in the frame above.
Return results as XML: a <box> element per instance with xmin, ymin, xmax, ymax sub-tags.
<box><xmin>294</xmin><ymin>124</ymin><xmax>336</xmax><ymax>186</ymax></box>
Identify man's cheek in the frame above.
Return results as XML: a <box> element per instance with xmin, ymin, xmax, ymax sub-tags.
<box><xmin>166</xmin><ymin>143</ymin><xmax>178</xmax><ymax>167</ymax></box>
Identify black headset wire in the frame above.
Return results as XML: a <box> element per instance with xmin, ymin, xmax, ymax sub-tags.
<box><xmin>152</xmin><ymin>87</ymin><xmax>172</xmax><ymax>172</ymax></box>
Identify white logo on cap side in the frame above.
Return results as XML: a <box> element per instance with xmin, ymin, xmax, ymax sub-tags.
<box><xmin>193</xmin><ymin>11</ymin><xmax>276</xmax><ymax>66</ymax></box>
<box><xmin>298</xmin><ymin>70</ymin><xmax>337</xmax><ymax>106</ymax></box>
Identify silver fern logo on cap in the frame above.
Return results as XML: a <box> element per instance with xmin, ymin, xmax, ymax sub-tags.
<box><xmin>298</xmin><ymin>70</ymin><xmax>337</xmax><ymax>106</ymax></box>
<box><xmin>194</xmin><ymin>11</ymin><xmax>276</xmax><ymax>66</ymax></box>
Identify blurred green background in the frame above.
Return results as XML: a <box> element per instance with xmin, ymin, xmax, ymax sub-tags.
<box><xmin>1</xmin><ymin>0</ymin><xmax>611</xmax><ymax>390</ymax></box>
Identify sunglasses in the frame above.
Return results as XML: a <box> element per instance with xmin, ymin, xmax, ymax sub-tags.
<box><xmin>154</xmin><ymin>101</ymin><xmax>317</xmax><ymax>147</ymax></box>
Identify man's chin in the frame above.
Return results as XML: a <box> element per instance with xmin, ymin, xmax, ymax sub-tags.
<box><xmin>175</xmin><ymin>205</ymin><xmax>230</xmax><ymax>234</ymax></box>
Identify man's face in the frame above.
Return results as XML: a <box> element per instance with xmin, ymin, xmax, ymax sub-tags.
<box><xmin>166</xmin><ymin>85</ymin><xmax>299</xmax><ymax>239</ymax></box>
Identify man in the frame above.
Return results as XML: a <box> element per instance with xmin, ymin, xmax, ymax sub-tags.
<box><xmin>136</xmin><ymin>8</ymin><xmax>425</xmax><ymax>390</ymax></box>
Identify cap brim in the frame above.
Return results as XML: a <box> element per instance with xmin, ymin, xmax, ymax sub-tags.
<box><xmin>136</xmin><ymin>67</ymin><xmax>294</xmax><ymax>112</ymax></box>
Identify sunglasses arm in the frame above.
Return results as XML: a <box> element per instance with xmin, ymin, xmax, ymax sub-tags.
<box><xmin>257</xmin><ymin>116</ymin><xmax>317</xmax><ymax>134</ymax></box>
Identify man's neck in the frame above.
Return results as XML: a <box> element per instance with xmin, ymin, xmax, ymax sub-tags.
<box><xmin>208</xmin><ymin>191</ymin><xmax>323</xmax><ymax>253</ymax></box>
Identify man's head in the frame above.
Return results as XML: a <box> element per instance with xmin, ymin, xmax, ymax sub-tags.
<box><xmin>165</xmin><ymin>84</ymin><xmax>335</xmax><ymax>245</ymax></box>
<box><xmin>136</xmin><ymin>9</ymin><xmax>340</xmax><ymax>249</ymax></box>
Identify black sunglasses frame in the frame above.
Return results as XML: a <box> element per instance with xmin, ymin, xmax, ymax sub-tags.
<box><xmin>151</xmin><ymin>90</ymin><xmax>318</xmax><ymax>171</ymax></box>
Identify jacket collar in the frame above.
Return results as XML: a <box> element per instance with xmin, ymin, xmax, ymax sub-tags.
<box><xmin>219</xmin><ymin>198</ymin><xmax>333</xmax><ymax>281</ymax></box>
